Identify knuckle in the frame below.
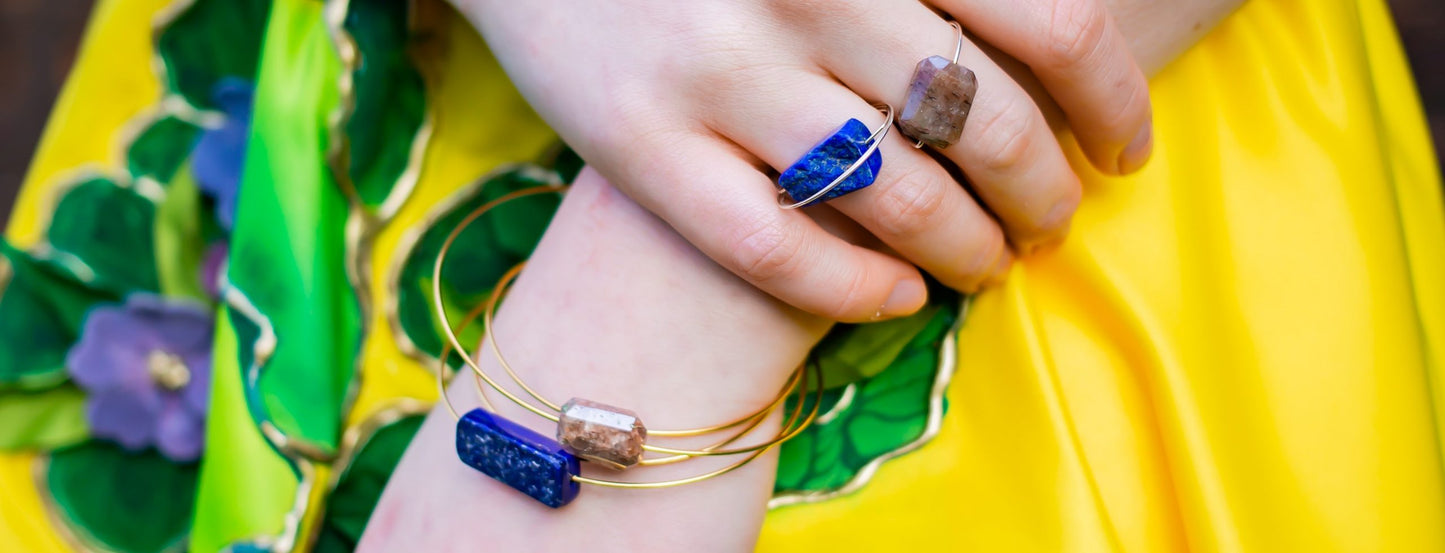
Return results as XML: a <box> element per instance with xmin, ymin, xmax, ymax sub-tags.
<box><xmin>825</xmin><ymin>266</ymin><xmax>872</xmax><ymax>320</ymax></box>
<box><xmin>872</xmin><ymin>169</ymin><xmax>948</xmax><ymax>239</ymax></box>
<box><xmin>1045</xmin><ymin>0</ymin><xmax>1109</xmax><ymax>70</ymax></box>
<box><xmin>957</xmin><ymin>233</ymin><xmax>1007</xmax><ymax>290</ymax></box>
<box><xmin>1110</xmin><ymin>78</ymin><xmax>1153</xmax><ymax>130</ymax></box>
<box><xmin>969</xmin><ymin>97</ymin><xmax>1037</xmax><ymax>173</ymax></box>
<box><xmin>728</xmin><ymin>218</ymin><xmax>804</xmax><ymax>283</ymax></box>
<box><xmin>769</xmin><ymin>0</ymin><xmax>870</xmax><ymax>30</ymax></box>
<box><xmin>1017</xmin><ymin>180</ymin><xmax>1081</xmax><ymax>242</ymax></box>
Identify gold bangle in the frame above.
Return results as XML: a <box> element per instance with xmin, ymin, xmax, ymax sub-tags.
<box><xmin>431</xmin><ymin>183</ymin><xmax>821</xmax><ymax>507</ymax></box>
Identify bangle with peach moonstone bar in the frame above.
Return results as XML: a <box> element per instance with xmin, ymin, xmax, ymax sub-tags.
<box><xmin>431</xmin><ymin>184</ymin><xmax>822</xmax><ymax>508</ymax></box>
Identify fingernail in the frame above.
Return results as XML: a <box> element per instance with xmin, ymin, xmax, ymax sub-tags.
<box><xmin>1117</xmin><ymin>122</ymin><xmax>1153</xmax><ymax>175</ymax></box>
<box><xmin>877</xmin><ymin>279</ymin><xmax>927</xmax><ymax>320</ymax></box>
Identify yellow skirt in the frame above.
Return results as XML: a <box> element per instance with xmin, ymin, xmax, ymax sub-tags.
<box><xmin>3</xmin><ymin>0</ymin><xmax>1441</xmax><ymax>551</ymax></box>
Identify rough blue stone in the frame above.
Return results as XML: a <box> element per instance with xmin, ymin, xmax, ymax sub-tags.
<box><xmin>456</xmin><ymin>408</ymin><xmax>581</xmax><ymax>508</ymax></box>
<box><xmin>777</xmin><ymin>118</ymin><xmax>883</xmax><ymax>204</ymax></box>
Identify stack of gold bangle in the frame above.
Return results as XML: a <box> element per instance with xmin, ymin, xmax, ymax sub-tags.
<box><xmin>432</xmin><ymin>185</ymin><xmax>821</xmax><ymax>508</ymax></box>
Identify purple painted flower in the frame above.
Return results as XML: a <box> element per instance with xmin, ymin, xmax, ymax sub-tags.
<box><xmin>200</xmin><ymin>241</ymin><xmax>229</xmax><ymax>299</ymax></box>
<box><xmin>66</xmin><ymin>294</ymin><xmax>214</xmax><ymax>462</ymax></box>
<box><xmin>192</xmin><ymin>78</ymin><xmax>254</xmax><ymax>231</ymax></box>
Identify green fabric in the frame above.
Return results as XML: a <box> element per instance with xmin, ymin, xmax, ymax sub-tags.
<box><xmin>0</xmin><ymin>385</ymin><xmax>87</xmax><ymax>450</ymax></box>
<box><xmin>0</xmin><ymin>241</ymin><xmax>118</xmax><ymax>390</ymax></box>
<box><xmin>341</xmin><ymin>0</ymin><xmax>426</xmax><ymax>208</ymax></box>
<box><xmin>312</xmin><ymin>416</ymin><xmax>425</xmax><ymax>553</ymax></box>
<box><xmin>47</xmin><ymin>442</ymin><xmax>198</xmax><ymax>553</ymax></box>
<box><xmin>190</xmin><ymin>306</ymin><xmax>299</xmax><ymax>553</ymax></box>
<box><xmin>153</xmin><ymin>168</ymin><xmax>209</xmax><ymax>301</ymax></box>
<box><xmin>226</xmin><ymin>0</ymin><xmax>357</xmax><ymax>452</ymax></box>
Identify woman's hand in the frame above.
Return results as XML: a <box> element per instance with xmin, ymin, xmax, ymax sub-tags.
<box><xmin>454</xmin><ymin>0</ymin><xmax>1152</xmax><ymax>322</ymax></box>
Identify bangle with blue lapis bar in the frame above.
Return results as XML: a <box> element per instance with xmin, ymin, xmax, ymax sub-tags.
<box><xmin>431</xmin><ymin>186</ymin><xmax>823</xmax><ymax>508</ymax></box>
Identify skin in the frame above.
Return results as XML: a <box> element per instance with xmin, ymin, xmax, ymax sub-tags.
<box><xmin>452</xmin><ymin>0</ymin><xmax>1163</xmax><ymax>323</ymax></box>
<box><xmin>359</xmin><ymin>1</ymin><xmax>1243</xmax><ymax>551</ymax></box>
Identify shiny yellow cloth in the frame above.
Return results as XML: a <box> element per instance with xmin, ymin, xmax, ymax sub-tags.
<box><xmin>759</xmin><ymin>0</ymin><xmax>1445</xmax><ymax>550</ymax></box>
<box><xmin>2</xmin><ymin>0</ymin><xmax>1440</xmax><ymax>551</ymax></box>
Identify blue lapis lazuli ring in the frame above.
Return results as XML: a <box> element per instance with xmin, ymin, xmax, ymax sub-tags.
<box><xmin>776</xmin><ymin>104</ymin><xmax>894</xmax><ymax>209</ymax></box>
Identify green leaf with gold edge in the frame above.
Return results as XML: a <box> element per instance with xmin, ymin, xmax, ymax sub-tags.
<box><xmin>46</xmin><ymin>441</ymin><xmax>198</xmax><ymax>553</ymax></box>
<box><xmin>128</xmin><ymin>116</ymin><xmax>202</xmax><ymax>185</ymax></box>
<box><xmin>773</xmin><ymin>299</ymin><xmax>957</xmax><ymax>495</ymax></box>
<box><xmin>313</xmin><ymin>415</ymin><xmax>424</xmax><ymax>553</ymax></box>
<box><xmin>0</xmin><ymin>385</ymin><xmax>87</xmax><ymax>450</ymax></box>
<box><xmin>813</xmin><ymin>304</ymin><xmax>941</xmax><ymax>389</ymax></box>
<box><xmin>0</xmin><ymin>241</ymin><xmax>119</xmax><ymax>390</ymax></box>
<box><xmin>46</xmin><ymin>178</ymin><xmax>160</xmax><ymax>294</ymax></box>
<box><xmin>395</xmin><ymin>167</ymin><xmax>560</xmax><ymax>358</ymax></box>
<box><xmin>342</xmin><ymin>0</ymin><xmax>427</xmax><ymax>207</ymax></box>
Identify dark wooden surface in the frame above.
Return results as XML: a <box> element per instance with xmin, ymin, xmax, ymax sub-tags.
<box><xmin>0</xmin><ymin>1</ymin><xmax>1441</xmax><ymax>228</ymax></box>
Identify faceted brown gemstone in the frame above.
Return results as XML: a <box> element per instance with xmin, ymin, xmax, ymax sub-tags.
<box><xmin>898</xmin><ymin>55</ymin><xmax>977</xmax><ymax>149</ymax></box>
<box><xmin>556</xmin><ymin>398</ymin><xmax>647</xmax><ymax>470</ymax></box>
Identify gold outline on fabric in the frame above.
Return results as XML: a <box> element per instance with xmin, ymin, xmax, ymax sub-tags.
<box><xmin>382</xmin><ymin>164</ymin><xmax>563</xmax><ymax>366</ymax></box>
<box><xmin>766</xmin><ymin>296</ymin><xmax>970</xmax><ymax>510</ymax></box>
<box><xmin>324</xmin><ymin>398</ymin><xmax>432</xmax><ymax>490</ymax></box>
<box><xmin>320</xmin><ymin>0</ymin><xmax>436</xmax><ymax>453</ymax></box>
<box><xmin>221</xmin><ymin>285</ymin><xmax>340</xmax><ymax>463</ymax></box>
<box><xmin>220</xmin><ymin>285</ymin><xmax>328</xmax><ymax>553</ymax></box>
<box><xmin>811</xmin><ymin>383</ymin><xmax>857</xmax><ymax>426</ymax></box>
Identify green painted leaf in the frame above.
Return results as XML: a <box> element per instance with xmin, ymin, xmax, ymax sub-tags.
<box><xmin>153</xmin><ymin>168</ymin><xmax>209</xmax><ymax>301</ymax></box>
<box><xmin>128</xmin><ymin>116</ymin><xmax>202</xmax><ymax>185</ymax></box>
<box><xmin>773</xmin><ymin>297</ymin><xmax>959</xmax><ymax>495</ymax></box>
<box><xmin>47</xmin><ymin>441</ymin><xmax>198</xmax><ymax>553</ymax></box>
<box><xmin>0</xmin><ymin>241</ymin><xmax>118</xmax><ymax>390</ymax></box>
<box><xmin>814</xmin><ymin>304</ymin><xmax>942</xmax><ymax>388</ymax></box>
<box><xmin>46</xmin><ymin>178</ymin><xmax>160</xmax><ymax>294</ymax></box>
<box><xmin>395</xmin><ymin>167</ymin><xmax>561</xmax><ymax>358</ymax></box>
<box><xmin>342</xmin><ymin>0</ymin><xmax>426</xmax><ymax>207</ymax></box>
<box><xmin>0</xmin><ymin>385</ymin><xmax>87</xmax><ymax>450</ymax></box>
<box><xmin>157</xmin><ymin>0</ymin><xmax>270</xmax><ymax>111</ymax></box>
<box><xmin>312</xmin><ymin>415</ymin><xmax>424</xmax><ymax>553</ymax></box>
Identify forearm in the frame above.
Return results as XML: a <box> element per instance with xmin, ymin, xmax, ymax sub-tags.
<box><xmin>359</xmin><ymin>169</ymin><xmax>827</xmax><ymax>551</ymax></box>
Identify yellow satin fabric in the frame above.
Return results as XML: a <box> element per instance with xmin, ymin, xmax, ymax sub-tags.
<box><xmin>3</xmin><ymin>0</ymin><xmax>1441</xmax><ymax>551</ymax></box>
<box><xmin>758</xmin><ymin>0</ymin><xmax>1445</xmax><ymax>551</ymax></box>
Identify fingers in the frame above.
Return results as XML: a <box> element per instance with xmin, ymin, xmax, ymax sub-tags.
<box><xmin>812</xmin><ymin>3</ymin><xmax>1081</xmax><ymax>252</ymax></box>
<box><xmin>932</xmin><ymin>0</ymin><xmax>1154</xmax><ymax>174</ymax></box>
<box><xmin>621</xmin><ymin>131</ymin><xmax>930</xmax><ymax>322</ymax></box>
<box><xmin>704</xmin><ymin>68</ymin><xmax>1013</xmax><ymax>293</ymax></box>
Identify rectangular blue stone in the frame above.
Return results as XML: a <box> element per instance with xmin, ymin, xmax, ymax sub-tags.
<box><xmin>777</xmin><ymin>118</ymin><xmax>883</xmax><ymax>203</ymax></box>
<box><xmin>456</xmin><ymin>408</ymin><xmax>581</xmax><ymax>508</ymax></box>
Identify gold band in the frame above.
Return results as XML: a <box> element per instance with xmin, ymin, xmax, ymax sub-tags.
<box><xmin>431</xmin><ymin>183</ymin><xmax>822</xmax><ymax>488</ymax></box>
